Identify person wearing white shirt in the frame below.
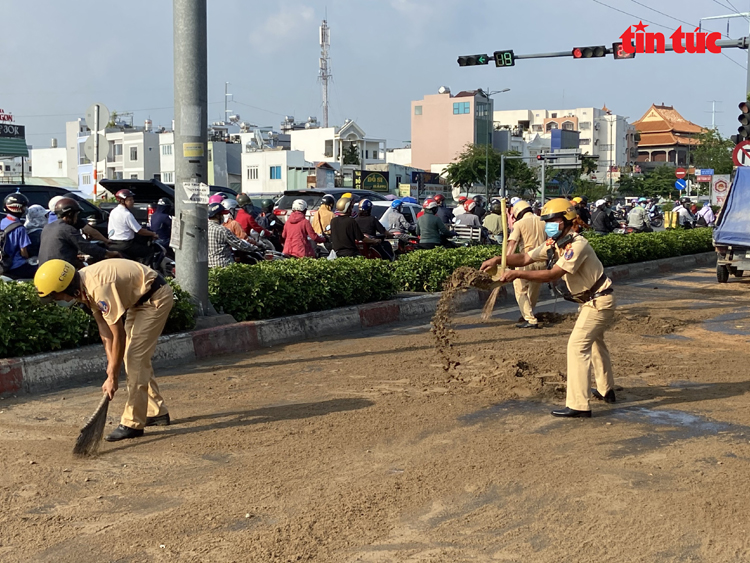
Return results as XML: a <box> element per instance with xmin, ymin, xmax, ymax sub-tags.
<box><xmin>107</xmin><ymin>189</ymin><xmax>158</xmax><ymax>261</ymax></box>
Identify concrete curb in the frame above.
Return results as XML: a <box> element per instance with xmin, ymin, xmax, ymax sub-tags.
<box><xmin>0</xmin><ymin>251</ymin><xmax>716</xmax><ymax>397</ymax></box>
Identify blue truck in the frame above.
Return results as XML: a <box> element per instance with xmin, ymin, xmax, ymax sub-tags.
<box><xmin>713</xmin><ymin>167</ymin><xmax>750</xmax><ymax>283</ymax></box>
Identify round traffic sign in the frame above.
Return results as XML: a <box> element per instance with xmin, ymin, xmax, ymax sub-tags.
<box><xmin>675</xmin><ymin>179</ymin><xmax>687</xmax><ymax>191</ymax></box>
<box><xmin>83</xmin><ymin>133</ymin><xmax>109</xmax><ymax>163</ymax></box>
<box><xmin>732</xmin><ymin>140</ymin><xmax>750</xmax><ymax>167</ymax></box>
<box><xmin>675</xmin><ymin>168</ymin><xmax>687</xmax><ymax>179</ymax></box>
<box><xmin>85</xmin><ymin>103</ymin><xmax>110</xmax><ymax>132</ymax></box>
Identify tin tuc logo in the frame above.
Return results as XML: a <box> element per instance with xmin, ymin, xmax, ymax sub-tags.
<box><xmin>620</xmin><ymin>21</ymin><xmax>722</xmax><ymax>54</ymax></box>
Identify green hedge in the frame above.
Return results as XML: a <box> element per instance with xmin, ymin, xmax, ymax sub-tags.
<box><xmin>0</xmin><ymin>279</ymin><xmax>196</xmax><ymax>360</ymax></box>
<box><xmin>208</xmin><ymin>258</ymin><xmax>399</xmax><ymax>322</ymax></box>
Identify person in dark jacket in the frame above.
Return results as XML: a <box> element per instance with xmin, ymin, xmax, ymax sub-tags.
<box><xmin>354</xmin><ymin>199</ymin><xmax>394</xmax><ymax>260</ymax></box>
<box><xmin>433</xmin><ymin>194</ymin><xmax>454</xmax><ymax>226</ymax></box>
<box><xmin>39</xmin><ymin>198</ymin><xmax>121</xmax><ymax>269</ymax></box>
<box><xmin>591</xmin><ymin>199</ymin><xmax>619</xmax><ymax>235</ymax></box>
<box><xmin>416</xmin><ymin>199</ymin><xmax>454</xmax><ymax>249</ymax></box>
<box><xmin>330</xmin><ymin>197</ymin><xmax>377</xmax><ymax>257</ymax></box>
<box><xmin>149</xmin><ymin>198</ymin><xmax>173</xmax><ymax>249</ymax></box>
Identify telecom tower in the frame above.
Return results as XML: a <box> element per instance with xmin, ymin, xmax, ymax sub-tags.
<box><xmin>319</xmin><ymin>19</ymin><xmax>332</xmax><ymax>128</ymax></box>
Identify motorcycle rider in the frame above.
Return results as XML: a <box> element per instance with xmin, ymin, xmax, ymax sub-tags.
<box><xmin>472</xmin><ymin>195</ymin><xmax>487</xmax><ymax>221</ymax></box>
<box><xmin>47</xmin><ymin>194</ymin><xmax>109</xmax><ymax>243</ymax></box>
<box><xmin>454</xmin><ymin>200</ymin><xmax>483</xmax><ymax>229</ymax></box>
<box><xmin>572</xmin><ymin>196</ymin><xmax>591</xmax><ymax>226</ymax></box>
<box><xmin>1</xmin><ymin>193</ymin><xmax>36</xmax><ymax>279</ymax></box>
<box><xmin>696</xmin><ymin>201</ymin><xmax>716</xmax><ymax>227</ymax></box>
<box><xmin>236</xmin><ymin>194</ymin><xmax>273</xmax><ymax>240</ymax></box>
<box><xmin>355</xmin><ymin>199</ymin><xmax>394</xmax><ymax>260</ymax></box>
<box><xmin>39</xmin><ymin>198</ymin><xmax>120</xmax><ymax>269</ymax></box>
<box><xmin>482</xmin><ymin>201</ymin><xmax>506</xmax><ymax>244</ymax></box>
<box><xmin>282</xmin><ymin>199</ymin><xmax>325</xmax><ymax>258</ymax></box>
<box><xmin>673</xmin><ymin>198</ymin><xmax>695</xmax><ymax>228</ymax></box>
<box><xmin>207</xmin><ymin>202</ymin><xmax>259</xmax><ymax>267</ymax></box>
<box><xmin>452</xmin><ymin>196</ymin><xmax>468</xmax><ymax>219</ymax></box>
<box><xmin>416</xmin><ymin>199</ymin><xmax>454</xmax><ymax>250</ymax></box>
<box><xmin>255</xmin><ymin>199</ymin><xmax>276</xmax><ymax>231</ymax></box>
<box><xmin>149</xmin><ymin>197</ymin><xmax>173</xmax><ymax>249</ymax></box>
<box><xmin>380</xmin><ymin>199</ymin><xmax>415</xmax><ymax>234</ymax></box>
<box><xmin>220</xmin><ymin>198</ymin><xmax>249</xmax><ymax>240</ymax></box>
<box><xmin>311</xmin><ymin>194</ymin><xmax>335</xmax><ymax>236</ymax></box>
<box><xmin>627</xmin><ymin>197</ymin><xmax>652</xmax><ymax>232</ymax></box>
<box><xmin>433</xmin><ymin>194</ymin><xmax>454</xmax><ymax>226</ymax></box>
<box><xmin>330</xmin><ymin>196</ymin><xmax>377</xmax><ymax>257</ymax></box>
<box><xmin>591</xmin><ymin>199</ymin><xmax>619</xmax><ymax>235</ymax></box>
<box><xmin>107</xmin><ymin>189</ymin><xmax>159</xmax><ymax>262</ymax></box>
<box><xmin>24</xmin><ymin>205</ymin><xmax>48</xmax><ymax>259</ymax></box>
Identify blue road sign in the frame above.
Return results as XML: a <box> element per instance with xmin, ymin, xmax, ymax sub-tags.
<box><xmin>675</xmin><ymin>179</ymin><xmax>687</xmax><ymax>191</ymax></box>
<box><xmin>698</xmin><ymin>169</ymin><xmax>714</xmax><ymax>176</ymax></box>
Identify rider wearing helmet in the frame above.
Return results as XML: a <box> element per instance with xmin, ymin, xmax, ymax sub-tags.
<box><xmin>47</xmin><ymin>195</ymin><xmax>64</xmax><ymax>223</ymax></box>
<box><xmin>38</xmin><ymin>198</ymin><xmax>120</xmax><ymax>269</ymax></box>
<box><xmin>1</xmin><ymin>192</ymin><xmax>36</xmax><ymax>279</ymax></box>
<box><xmin>627</xmin><ymin>197</ymin><xmax>652</xmax><ymax>233</ymax></box>
<box><xmin>34</xmin><ymin>258</ymin><xmax>174</xmax><ymax>442</ymax></box>
<box><xmin>281</xmin><ymin>199</ymin><xmax>325</xmax><ymax>258</ymax></box>
<box><xmin>482</xmin><ymin>201</ymin><xmax>505</xmax><ymax>243</ymax></box>
<box><xmin>416</xmin><ymin>198</ymin><xmax>454</xmax><ymax>250</ymax></box>
<box><xmin>208</xmin><ymin>193</ymin><xmax>228</xmax><ymax>205</ymax></box>
<box><xmin>454</xmin><ymin>199</ymin><xmax>483</xmax><ymax>229</ymax></box>
<box><xmin>673</xmin><ymin>197</ymin><xmax>695</xmax><ymax>228</ymax></box>
<box><xmin>107</xmin><ymin>189</ymin><xmax>159</xmax><ymax>262</ymax></box>
<box><xmin>207</xmin><ymin>202</ymin><xmax>258</xmax><ymax>268</ymax></box>
<box><xmin>507</xmin><ymin>200</ymin><xmax>547</xmax><ymax>329</ymax></box>
<box><xmin>355</xmin><ymin>199</ymin><xmax>393</xmax><ymax>260</ymax></box>
<box><xmin>220</xmin><ymin>198</ymin><xmax>249</xmax><ymax>240</ymax></box>
<box><xmin>453</xmin><ymin>195</ymin><xmax>468</xmax><ymax>218</ymax></box>
<box><xmin>149</xmin><ymin>197</ymin><xmax>173</xmax><ymax>249</ymax></box>
<box><xmin>571</xmin><ymin>196</ymin><xmax>591</xmax><ymax>226</ymax></box>
<box><xmin>311</xmin><ymin>194</ymin><xmax>336</xmax><ymax>236</ymax></box>
<box><xmin>235</xmin><ymin>194</ymin><xmax>273</xmax><ymax>239</ymax></box>
<box><xmin>329</xmin><ymin>197</ymin><xmax>376</xmax><ymax>257</ymax></box>
<box><xmin>591</xmin><ymin>198</ymin><xmax>619</xmax><ymax>236</ymax></box>
<box><xmin>482</xmin><ymin>198</ymin><xmax>617</xmax><ymax>418</ymax></box>
<box><xmin>472</xmin><ymin>194</ymin><xmax>487</xmax><ymax>221</ymax></box>
<box><xmin>380</xmin><ymin>199</ymin><xmax>415</xmax><ymax>234</ymax></box>
<box><xmin>433</xmin><ymin>194</ymin><xmax>454</xmax><ymax>226</ymax></box>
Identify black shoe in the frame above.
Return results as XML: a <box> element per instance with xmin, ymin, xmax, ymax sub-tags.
<box><xmin>515</xmin><ymin>322</ymin><xmax>540</xmax><ymax>329</ymax></box>
<box><xmin>105</xmin><ymin>425</ymin><xmax>144</xmax><ymax>442</ymax></box>
<box><xmin>146</xmin><ymin>413</ymin><xmax>170</xmax><ymax>427</ymax></box>
<box><xmin>591</xmin><ymin>389</ymin><xmax>617</xmax><ymax>403</ymax></box>
<box><xmin>551</xmin><ymin>407</ymin><xmax>592</xmax><ymax>418</ymax></box>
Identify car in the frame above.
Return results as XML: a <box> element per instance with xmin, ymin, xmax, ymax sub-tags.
<box><xmin>370</xmin><ymin>200</ymin><xmax>421</xmax><ymax>227</ymax></box>
<box><xmin>273</xmin><ymin>188</ymin><xmax>390</xmax><ymax>224</ymax></box>
<box><xmin>100</xmin><ymin>179</ymin><xmax>175</xmax><ymax>226</ymax></box>
<box><xmin>0</xmin><ymin>184</ymin><xmax>110</xmax><ymax>236</ymax></box>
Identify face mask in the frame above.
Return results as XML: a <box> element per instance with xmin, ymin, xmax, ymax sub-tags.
<box><xmin>545</xmin><ymin>222</ymin><xmax>562</xmax><ymax>240</ymax></box>
<box><xmin>55</xmin><ymin>299</ymin><xmax>75</xmax><ymax>308</ymax></box>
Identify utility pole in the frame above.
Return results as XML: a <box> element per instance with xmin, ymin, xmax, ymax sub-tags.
<box><xmin>319</xmin><ymin>19</ymin><xmax>332</xmax><ymax>128</ymax></box>
<box><xmin>173</xmin><ymin>0</ymin><xmax>209</xmax><ymax>315</ymax></box>
<box><xmin>706</xmin><ymin>100</ymin><xmax>722</xmax><ymax>128</ymax></box>
<box><xmin>224</xmin><ymin>82</ymin><xmax>232</xmax><ymax>124</ymax></box>
<box><xmin>482</xmin><ymin>88</ymin><xmax>510</xmax><ymax>200</ymax></box>
<box><xmin>541</xmin><ymin>157</ymin><xmax>546</xmax><ymax>203</ymax></box>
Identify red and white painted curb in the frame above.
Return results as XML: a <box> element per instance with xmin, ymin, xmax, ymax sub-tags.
<box><xmin>0</xmin><ymin>252</ymin><xmax>716</xmax><ymax>396</ymax></box>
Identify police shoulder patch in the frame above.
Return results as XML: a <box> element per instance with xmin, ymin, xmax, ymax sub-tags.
<box><xmin>563</xmin><ymin>248</ymin><xmax>575</xmax><ymax>260</ymax></box>
<box><xmin>97</xmin><ymin>301</ymin><xmax>109</xmax><ymax>314</ymax></box>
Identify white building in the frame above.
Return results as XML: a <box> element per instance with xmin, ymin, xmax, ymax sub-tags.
<box><xmin>385</xmin><ymin>147</ymin><xmax>412</xmax><ymax>166</ymax></box>
<box><xmin>29</xmin><ymin>142</ymin><xmax>67</xmax><ymax>179</ymax></box>
<box><xmin>241</xmin><ymin>149</ymin><xmax>315</xmax><ymax>195</ymax></box>
<box><xmin>289</xmin><ymin>120</ymin><xmax>385</xmax><ymax>167</ymax></box>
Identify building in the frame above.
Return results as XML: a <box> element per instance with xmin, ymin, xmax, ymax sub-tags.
<box><xmin>289</xmin><ymin>119</ymin><xmax>385</xmax><ymax>167</ymax></box>
<box><xmin>159</xmin><ymin>132</ymin><xmax>242</xmax><ymax>190</ymax></box>
<box><xmin>632</xmin><ymin>104</ymin><xmax>703</xmax><ymax>166</ymax></box>
<box><xmin>411</xmin><ymin>87</ymin><xmax>494</xmax><ymax>173</ymax></box>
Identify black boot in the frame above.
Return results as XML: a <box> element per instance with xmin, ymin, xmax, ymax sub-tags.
<box><xmin>105</xmin><ymin>425</ymin><xmax>144</xmax><ymax>442</ymax></box>
<box><xmin>146</xmin><ymin>413</ymin><xmax>171</xmax><ymax>427</ymax></box>
<box><xmin>591</xmin><ymin>389</ymin><xmax>616</xmax><ymax>403</ymax></box>
<box><xmin>551</xmin><ymin>407</ymin><xmax>592</xmax><ymax>418</ymax></box>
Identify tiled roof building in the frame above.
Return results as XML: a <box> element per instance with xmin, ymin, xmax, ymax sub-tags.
<box><xmin>633</xmin><ymin>104</ymin><xmax>704</xmax><ymax>166</ymax></box>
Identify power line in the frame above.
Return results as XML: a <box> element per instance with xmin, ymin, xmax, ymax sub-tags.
<box><xmin>722</xmin><ymin>0</ymin><xmax>750</xmax><ymax>21</ymax></box>
<box><xmin>628</xmin><ymin>0</ymin><xmax>724</xmax><ymax>34</ymax></box>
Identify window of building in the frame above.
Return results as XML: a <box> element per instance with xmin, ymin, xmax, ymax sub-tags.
<box><xmin>162</xmin><ymin>171</ymin><xmax>174</xmax><ymax>182</ymax></box>
<box><xmin>247</xmin><ymin>167</ymin><xmax>258</xmax><ymax>180</ymax></box>
<box><xmin>270</xmin><ymin>165</ymin><xmax>282</xmax><ymax>180</ymax></box>
<box><xmin>114</xmin><ymin>144</ymin><xmax>123</xmax><ymax>156</ymax></box>
<box><xmin>414</xmin><ymin>105</ymin><xmax>422</xmax><ymax>115</ymax></box>
<box><xmin>453</xmin><ymin>102</ymin><xmax>470</xmax><ymax>115</ymax></box>
<box><xmin>580</xmin><ymin>122</ymin><xmax>591</xmax><ymax>130</ymax></box>
<box><xmin>475</xmin><ymin>102</ymin><xmax>490</xmax><ymax>118</ymax></box>
<box><xmin>115</xmin><ymin>171</ymin><xmax>124</xmax><ymax>179</ymax></box>
<box><xmin>129</xmin><ymin>146</ymin><xmax>138</xmax><ymax>161</ymax></box>
<box><xmin>324</xmin><ymin>140</ymin><xmax>333</xmax><ymax>157</ymax></box>
<box><xmin>365</xmin><ymin>150</ymin><xmax>369</xmax><ymax>159</ymax></box>
<box><xmin>562</xmin><ymin>121</ymin><xmax>575</xmax><ymax>131</ymax></box>
<box><xmin>551</xmin><ymin>113</ymin><xmax>557</xmax><ymax>118</ymax></box>
<box><xmin>161</xmin><ymin>144</ymin><xmax>173</xmax><ymax>156</ymax></box>
<box><xmin>532</xmin><ymin>124</ymin><xmax>543</xmax><ymax>132</ymax></box>
<box><xmin>81</xmin><ymin>174</ymin><xmax>92</xmax><ymax>184</ymax></box>
<box><xmin>546</xmin><ymin>122</ymin><xmax>558</xmax><ymax>131</ymax></box>
<box><xmin>579</xmin><ymin>138</ymin><xmax>590</xmax><ymax>146</ymax></box>
<box><xmin>130</xmin><ymin>174</ymin><xmax>138</xmax><ymax>179</ymax></box>
<box><xmin>58</xmin><ymin>160</ymin><xmax>63</xmax><ymax>170</ymax></box>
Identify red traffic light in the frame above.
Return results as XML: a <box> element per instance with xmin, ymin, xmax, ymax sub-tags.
<box><xmin>572</xmin><ymin>46</ymin><xmax>606</xmax><ymax>59</ymax></box>
<box><xmin>572</xmin><ymin>48</ymin><xmax>583</xmax><ymax>59</ymax></box>
<box><xmin>740</xmin><ymin>102</ymin><xmax>750</xmax><ymax>114</ymax></box>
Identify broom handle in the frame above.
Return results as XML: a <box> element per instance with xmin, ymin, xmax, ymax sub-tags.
<box><xmin>500</xmin><ymin>199</ymin><xmax>508</xmax><ymax>274</ymax></box>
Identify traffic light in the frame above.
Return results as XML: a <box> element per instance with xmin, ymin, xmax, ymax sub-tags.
<box><xmin>612</xmin><ymin>42</ymin><xmax>636</xmax><ymax>60</ymax></box>
<box><xmin>577</xmin><ymin>153</ymin><xmax>599</xmax><ymax>160</ymax></box>
<box><xmin>457</xmin><ymin>54</ymin><xmax>490</xmax><ymax>66</ymax></box>
<box><xmin>493</xmin><ymin>50</ymin><xmax>515</xmax><ymax>67</ymax></box>
<box><xmin>572</xmin><ymin>46</ymin><xmax>607</xmax><ymax>59</ymax></box>
<box><xmin>536</xmin><ymin>154</ymin><xmax>559</xmax><ymax>161</ymax></box>
<box><xmin>732</xmin><ymin>101</ymin><xmax>750</xmax><ymax>145</ymax></box>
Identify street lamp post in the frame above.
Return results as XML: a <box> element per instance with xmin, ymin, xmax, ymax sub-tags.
<box><xmin>484</xmin><ymin>88</ymin><xmax>510</xmax><ymax>199</ymax></box>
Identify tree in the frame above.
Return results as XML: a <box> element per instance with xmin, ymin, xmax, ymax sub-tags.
<box><xmin>617</xmin><ymin>173</ymin><xmax>647</xmax><ymax>197</ymax></box>
<box><xmin>571</xmin><ymin>179</ymin><xmax>609</xmax><ymax>202</ymax></box>
<box><xmin>342</xmin><ymin>144</ymin><xmax>360</xmax><ymax>165</ymax></box>
<box><xmin>692</xmin><ymin>128</ymin><xmax>733</xmax><ymax>175</ymax></box>
<box><xmin>641</xmin><ymin>165</ymin><xmax>682</xmax><ymax>199</ymax></box>
<box><xmin>444</xmin><ymin>143</ymin><xmax>502</xmax><ymax>194</ymax></box>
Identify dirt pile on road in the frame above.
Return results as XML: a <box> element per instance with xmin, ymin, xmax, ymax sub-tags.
<box><xmin>613</xmin><ymin>312</ymin><xmax>687</xmax><ymax>335</ymax></box>
<box><xmin>432</xmin><ymin>267</ymin><xmax>495</xmax><ymax>371</ymax></box>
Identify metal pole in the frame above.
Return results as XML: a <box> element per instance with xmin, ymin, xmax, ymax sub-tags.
<box><xmin>541</xmin><ymin>158</ymin><xmax>546</xmax><ymax>204</ymax></box>
<box><xmin>93</xmin><ymin>106</ymin><xmax>98</xmax><ymax>197</ymax></box>
<box><xmin>500</xmin><ymin>154</ymin><xmax>506</xmax><ymax>199</ymax></box>
<box><xmin>20</xmin><ymin>156</ymin><xmax>24</xmax><ymax>185</ymax></box>
<box><xmin>174</xmin><ymin>0</ymin><xmax>209</xmax><ymax>315</ymax></box>
<box><xmin>609</xmin><ymin>118</ymin><xmax>614</xmax><ymax>193</ymax></box>
<box><xmin>485</xmin><ymin>87</ymin><xmax>489</xmax><ymax>198</ymax></box>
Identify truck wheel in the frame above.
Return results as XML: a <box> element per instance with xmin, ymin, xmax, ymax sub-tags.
<box><xmin>734</xmin><ymin>270</ymin><xmax>744</xmax><ymax>278</ymax></box>
<box><xmin>717</xmin><ymin>265</ymin><xmax>730</xmax><ymax>283</ymax></box>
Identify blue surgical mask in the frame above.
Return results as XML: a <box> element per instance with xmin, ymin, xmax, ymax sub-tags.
<box><xmin>545</xmin><ymin>222</ymin><xmax>562</xmax><ymax>240</ymax></box>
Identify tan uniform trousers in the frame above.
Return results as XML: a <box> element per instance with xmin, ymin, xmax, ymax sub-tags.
<box><xmin>513</xmin><ymin>261</ymin><xmax>545</xmax><ymax>324</ymax></box>
<box><xmin>121</xmin><ymin>284</ymin><xmax>174</xmax><ymax>430</ymax></box>
<box><xmin>566</xmin><ymin>293</ymin><xmax>616</xmax><ymax>411</ymax></box>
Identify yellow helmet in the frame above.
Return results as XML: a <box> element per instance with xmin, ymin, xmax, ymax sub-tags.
<box><xmin>571</xmin><ymin>197</ymin><xmax>583</xmax><ymax>204</ymax></box>
<box><xmin>540</xmin><ymin>198</ymin><xmax>577</xmax><ymax>222</ymax></box>
<box><xmin>34</xmin><ymin>259</ymin><xmax>76</xmax><ymax>299</ymax></box>
<box><xmin>341</xmin><ymin>192</ymin><xmax>353</xmax><ymax>199</ymax></box>
<box><xmin>512</xmin><ymin>200</ymin><xmax>531</xmax><ymax>217</ymax></box>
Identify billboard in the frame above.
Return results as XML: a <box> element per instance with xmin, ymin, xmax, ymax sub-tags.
<box><xmin>711</xmin><ymin>174</ymin><xmax>730</xmax><ymax>207</ymax></box>
<box><xmin>353</xmin><ymin>170</ymin><xmax>389</xmax><ymax>192</ymax></box>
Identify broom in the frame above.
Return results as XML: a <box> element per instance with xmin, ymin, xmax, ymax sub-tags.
<box><xmin>73</xmin><ymin>394</ymin><xmax>110</xmax><ymax>457</ymax></box>
<box><xmin>481</xmin><ymin>198</ymin><xmax>509</xmax><ymax>322</ymax></box>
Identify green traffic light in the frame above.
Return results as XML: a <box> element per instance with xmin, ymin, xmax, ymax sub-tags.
<box><xmin>478</xmin><ymin>55</ymin><xmax>487</xmax><ymax>64</ymax></box>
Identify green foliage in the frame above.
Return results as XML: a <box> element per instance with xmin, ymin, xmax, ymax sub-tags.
<box><xmin>0</xmin><ymin>279</ymin><xmax>196</xmax><ymax>359</ymax></box>
<box><xmin>208</xmin><ymin>258</ymin><xmax>399</xmax><ymax>321</ymax></box>
<box><xmin>342</xmin><ymin>144</ymin><xmax>360</xmax><ymax>165</ymax></box>
<box><xmin>692</xmin><ymin>128</ymin><xmax>734</xmax><ymax>175</ymax></box>
<box><xmin>572</xmin><ymin>179</ymin><xmax>609</xmax><ymax>202</ymax></box>
<box><xmin>392</xmin><ymin>246</ymin><xmax>503</xmax><ymax>292</ymax></box>
<box><xmin>585</xmin><ymin>228</ymin><xmax>713</xmax><ymax>267</ymax></box>
<box><xmin>502</xmin><ymin>151</ymin><xmax>539</xmax><ymax>198</ymax></box>
<box><xmin>444</xmin><ymin>143</ymin><xmax>502</xmax><ymax>191</ymax></box>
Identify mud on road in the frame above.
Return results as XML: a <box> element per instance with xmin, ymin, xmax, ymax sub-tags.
<box><xmin>2</xmin><ymin>268</ymin><xmax>750</xmax><ymax>562</ymax></box>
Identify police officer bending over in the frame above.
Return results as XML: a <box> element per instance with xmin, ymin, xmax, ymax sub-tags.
<box><xmin>481</xmin><ymin>198</ymin><xmax>616</xmax><ymax>418</ymax></box>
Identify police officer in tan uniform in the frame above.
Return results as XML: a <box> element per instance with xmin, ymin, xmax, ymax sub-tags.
<box><xmin>481</xmin><ymin>198</ymin><xmax>616</xmax><ymax>418</ymax></box>
<box><xmin>34</xmin><ymin>259</ymin><xmax>174</xmax><ymax>440</ymax></box>
<box><xmin>507</xmin><ymin>200</ymin><xmax>547</xmax><ymax>329</ymax></box>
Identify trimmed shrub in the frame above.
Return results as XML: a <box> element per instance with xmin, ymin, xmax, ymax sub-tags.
<box><xmin>165</xmin><ymin>279</ymin><xmax>197</xmax><ymax>334</ymax></box>
<box><xmin>208</xmin><ymin>257</ymin><xmax>399</xmax><ymax>321</ymax></box>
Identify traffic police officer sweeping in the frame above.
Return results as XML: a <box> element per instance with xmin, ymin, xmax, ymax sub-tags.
<box><xmin>34</xmin><ymin>258</ymin><xmax>174</xmax><ymax>440</ymax></box>
<box><xmin>481</xmin><ymin>198</ymin><xmax>616</xmax><ymax>418</ymax></box>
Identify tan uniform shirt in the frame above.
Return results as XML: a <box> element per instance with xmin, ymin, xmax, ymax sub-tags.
<box><xmin>312</xmin><ymin>207</ymin><xmax>334</xmax><ymax>235</ymax></box>
<box><xmin>529</xmin><ymin>233</ymin><xmax>611</xmax><ymax>295</ymax></box>
<box><xmin>482</xmin><ymin>213</ymin><xmax>504</xmax><ymax>235</ymax></box>
<box><xmin>79</xmin><ymin>259</ymin><xmax>158</xmax><ymax>325</ymax></box>
<box><xmin>509</xmin><ymin>213</ymin><xmax>547</xmax><ymax>253</ymax></box>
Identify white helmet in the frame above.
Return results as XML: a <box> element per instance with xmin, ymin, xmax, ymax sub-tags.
<box><xmin>221</xmin><ymin>198</ymin><xmax>239</xmax><ymax>211</ymax></box>
<box><xmin>510</xmin><ymin>197</ymin><xmax>521</xmax><ymax>206</ymax></box>
<box><xmin>292</xmin><ymin>199</ymin><xmax>308</xmax><ymax>212</ymax></box>
<box><xmin>595</xmin><ymin>199</ymin><xmax>607</xmax><ymax>209</ymax></box>
<box><xmin>49</xmin><ymin>195</ymin><xmax>64</xmax><ymax>213</ymax></box>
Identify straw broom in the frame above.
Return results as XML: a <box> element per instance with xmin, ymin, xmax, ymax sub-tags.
<box><xmin>481</xmin><ymin>199</ymin><xmax>509</xmax><ymax>321</ymax></box>
<box><xmin>73</xmin><ymin>394</ymin><xmax>110</xmax><ymax>457</ymax></box>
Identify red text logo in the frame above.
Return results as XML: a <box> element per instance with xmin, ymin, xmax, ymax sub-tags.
<box><xmin>620</xmin><ymin>21</ymin><xmax>722</xmax><ymax>54</ymax></box>
<box><xmin>0</xmin><ymin>110</ymin><xmax>13</xmax><ymax>122</ymax></box>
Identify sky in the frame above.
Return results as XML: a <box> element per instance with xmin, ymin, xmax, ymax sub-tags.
<box><xmin>3</xmin><ymin>0</ymin><xmax>750</xmax><ymax>150</ymax></box>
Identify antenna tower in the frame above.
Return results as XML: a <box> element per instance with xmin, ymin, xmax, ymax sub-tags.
<box><xmin>319</xmin><ymin>19</ymin><xmax>332</xmax><ymax>128</ymax></box>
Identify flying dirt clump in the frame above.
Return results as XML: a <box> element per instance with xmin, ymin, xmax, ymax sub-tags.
<box><xmin>431</xmin><ymin>267</ymin><xmax>497</xmax><ymax>371</ymax></box>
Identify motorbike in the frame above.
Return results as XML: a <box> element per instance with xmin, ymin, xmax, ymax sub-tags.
<box><xmin>648</xmin><ymin>207</ymin><xmax>664</xmax><ymax>228</ymax></box>
<box><xmin>146</xmin><ymin>240</ymin><xmax>176</xmax><ymax>278</ymax></box>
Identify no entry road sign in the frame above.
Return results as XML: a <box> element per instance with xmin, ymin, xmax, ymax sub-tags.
<box><xmin>732</xmin><ymin>140</ymin><xmax>750</xmax><ymax>167</ymax></box>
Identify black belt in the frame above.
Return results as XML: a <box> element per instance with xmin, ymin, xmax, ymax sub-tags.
<box><xmin>136</xmin><ymin>275</ymin><xmax>167</xmax><ymax>306</ymax></box>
